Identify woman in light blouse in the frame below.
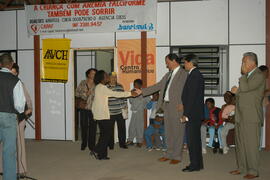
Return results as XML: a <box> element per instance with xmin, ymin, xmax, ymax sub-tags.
<box><xmin>91</xmin><ymin>70</ymin><xmax>140</xmax><ymax>160</ymax></box>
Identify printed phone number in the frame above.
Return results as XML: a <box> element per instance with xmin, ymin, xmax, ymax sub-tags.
<box><xmin>72</xmin><ymin>21</ymin><xmax>102</xmax><ymax>27</ymax></box>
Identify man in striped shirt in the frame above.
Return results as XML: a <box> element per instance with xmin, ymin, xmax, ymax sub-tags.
<box><xmin>107</xmin><ymin>72</ymin><xmax>128</xmax><ymax>149</ymax></box>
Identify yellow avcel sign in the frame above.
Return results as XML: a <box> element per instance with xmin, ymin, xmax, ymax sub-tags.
<box><xmin>41</xmin><ymin>38</ymin><xmax>71</xmax><ymax>83</ymax></box>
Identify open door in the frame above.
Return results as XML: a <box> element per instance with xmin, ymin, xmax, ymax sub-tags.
<box><xmin>73</xmin><ymin>48</ymin><xmax>114</xmax><ymax>141</ymax></box>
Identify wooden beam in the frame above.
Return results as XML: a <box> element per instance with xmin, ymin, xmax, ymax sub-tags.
<box><xmin>0</xmin><ymin>5</ymin><xmax>24</xmax><ymax>10</ymax></box>
<box><xmin>265</xmin><ymin>0</ymin><xmax>270</xmax><ymax>151</ymax></box>
<box><xmin>141</xmin><ymin>31</ymin><xmax>147</xmax><ymax>88</ymax></box>
<box><xmin>141</xmin><ymin>31</ymin><xmax>148</xmax><ymax>129</ymax></box>
<box><xmin>34</xmin><ymin>35</ymin><xmax>41</xmax><ymax>140</ymax></box>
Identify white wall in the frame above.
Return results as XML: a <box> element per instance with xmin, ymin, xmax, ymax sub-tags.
<box><xmin>156</xmin><ymin>3</ymin><xmax>169</xmax><ymax>46</ymax></box>
<box><xmin>0</xmin><ymin>0</ymin><xmax>266</xmax><ymax>141</ymax></box>
<box><xmin>67</xmin><ymin>33</ymin><xmax>115</xmax><ymax>48</ymax></box>
<box><xmin>0</xmin><ymin>11</ymin><xmax>16</xmax><ymax>50</ymax></box>
<box><xmin>230</xmin><ymin>0</ymin><xmax>265</xmax><ymax>44</ymax></box>
<box><xmin>171</xmin><ymin>0</ymin><xmax>228</xmax><ymax>45</ymax></box>
<box><xmin>229</xmin><ymin>45</ymin><xmax>266</xmax><ymax>88</ymax></box>
<box><xmin>17</xmin><ymin>50</ymin><xmax>35</xmax><ymax>138</ymax></box>
<box><xmin>156</xmin><ymin>47</ymin><xmax>169</xmax><ymax>81</ymax></box>
<box><xmin>96</xmin><ymin>51</ymin><xmax>114</xmax><ymax>73</ymax></box>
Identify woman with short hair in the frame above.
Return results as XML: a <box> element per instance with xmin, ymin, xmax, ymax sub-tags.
<box><xmin>91</xmin><ymin>70</ymin><xmax>140</xmax><ymax>160</ymax></box>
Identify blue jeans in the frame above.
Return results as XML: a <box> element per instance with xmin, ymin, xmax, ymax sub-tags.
<box><xmin>144</xmin><ymin>125</ymin><xmax>155</xmax><ymax>148</ymax></box>
<box><xmin>0</xmin><ymin>112</ymin><xmax>17</xmax><ymax>180</ymax></box>
<box><xmin>156</xmin><ymin>125</ymin><xmax>166</xmax><ymax>149</ymax></box>
<box><xmin>144</xmin><ymin>124</ymin><xmax>166</xmax><ymax>149</ymax></box>
<box><xmin>208</xmin><ymin>125</ymin><xmax>223</xmax><ymax>148</ymax></box>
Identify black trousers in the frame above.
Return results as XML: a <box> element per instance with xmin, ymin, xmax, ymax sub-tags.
<box><xmin>94</xmin><ymin>120</ymin><xmax>114</xmax><ymax>158</ymax></box>
<box><xmin>80</xmin><ymin>109</ymin><xmax>97</xmax><ymax>150</ymax></box>
<box><xmin>108</xmin><ymin>114</ymin><xmax>127</xmax><ymax>148</ymax></box>
<box><xmin>186</xmin><ymin>121</ymin><xmax>204</xmax><ymax>170</ymax></box>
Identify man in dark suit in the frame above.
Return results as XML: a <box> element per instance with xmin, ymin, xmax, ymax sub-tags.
<box><xmin>181</xmin><ymin>54</ymin><xmax>204</xmax><ymax>172</ymax></box>
<box><xmin>142</xmin><ymin>53</ymin><xmax>188</xmax><ymax>164</ymax></box>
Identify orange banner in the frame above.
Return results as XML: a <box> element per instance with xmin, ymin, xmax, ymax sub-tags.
<box><xmin>117</xmin><ymin>38</ymin><xmax>156</xmax><ymax>90</ymax></box>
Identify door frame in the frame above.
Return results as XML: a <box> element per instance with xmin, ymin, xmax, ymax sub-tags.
<box><xmin>72</xmin><ymin>47</ymin><xmax>116</xmax><ymax>141</ymax></box>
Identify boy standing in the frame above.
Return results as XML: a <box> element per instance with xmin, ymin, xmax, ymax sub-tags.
<box><xmin>127</xmin><ymin>79</ymin><xmax>150</xmax><ymax>147</ymax></box>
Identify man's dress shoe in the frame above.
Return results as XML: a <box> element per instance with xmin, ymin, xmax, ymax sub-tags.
<box><xmin>229</xmin><ymin>170</ymin><xmax>241</xmax><ymax>175</ymax></box>
<box><xmin>158</xmin><ymin>157</ymin><xmax>170</xmax><ymax>162</ymax></box>
<box><xmin>81</xmin><ymin>145</ymin><xmax>86</xmax><ymax>151</ymax></box>
<box><xmin>120</xmin><ymin>145</ymin><xmax>128</xmax><ymax>149</ymax></box>
<box><xmin>98</xmin><ymin>156</ymin><xmax>110</xmax><ymax>160</ymax></box>
<box><xmin>243</xmin><ymin>174</ymin><xmax>259</xmax><ymax>179</ymax></box>
<box><xmin>182</xmin><ymin>166</ymin><xmax>201</xmax><ymax>172</ymax></box>
<box><xmin>169</xmin><ymin>160</ymin><xmax>181</xmax><ymax>164</ymax></box>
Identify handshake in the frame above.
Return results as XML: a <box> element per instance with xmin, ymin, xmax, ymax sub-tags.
<box><xmin>131</xmin><ymin>88</ymin><xmax>142</xmax><ymax>97</ymax></box>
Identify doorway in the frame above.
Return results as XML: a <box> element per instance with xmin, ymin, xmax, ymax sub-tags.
<box><xmin>73</xmin><ymin>48</ymin><xmax>114</xmax><ymax>140</ymax></box>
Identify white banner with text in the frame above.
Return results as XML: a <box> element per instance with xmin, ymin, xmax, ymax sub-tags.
<box><xmin>25</xmin><ymin>0</ymin><xmax>157</xmax><ymax>36</ymax></box>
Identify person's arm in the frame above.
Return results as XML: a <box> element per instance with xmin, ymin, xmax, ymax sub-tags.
<box><xmin>104</xmin><ymin>86</ymin><xmax>132</xmax><ymax>98</ymax></box>
<box><xmin>22</xmin><ymin>83</ymin><xmax>33</xmax><ymax>110</ymax></box>
<box><xmin>129</xmin><ymin>97</ymin><xmax>135</xmax><ymax>104</ymax></box>
<box><xmin>75</xmin><ymin>81</ymin><xmax>85</xmax><ymax>98</ymax></box>
<box><xmin>221</xmin><ymin>105</ymin><xmax>229</xmax><ymax>119</ymax></box>
<box><xmin>13</xmin><ymin>80</ymin><xmax>26</xmax><ymax>113</ymax></box>
<box><xmin>144</xmin><ymin>96</ymin><xmax>151</xmax><ymax>108</ymax></box>
<box><xmin>217</xmin><ymin>110</ymin><xmax>223</xmax><ymax>127</ymax></box>
<box><xmin>118</xmin><ymin>84</ymin><xmax>128</xmax><ymax>109</ymax></box>
<box><xmin>142</xmin><ymin>75</ymin><xmax>166</xmax><ymax>97</ymax></box>
<box><xmin>239</xmin><ymin>72</ymin><xmax>265</xmax><ymax>93</ymax></box>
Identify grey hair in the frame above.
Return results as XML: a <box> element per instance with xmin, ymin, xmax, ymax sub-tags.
<box><xmin>243</xmin><ymin>52</ymin><xmax>258</xmax><ymax>65</ymax></box>
<box><xmin>0</xmin><ymin>53</ymin><xmax>13</xmax><ymax>67</ymax></box>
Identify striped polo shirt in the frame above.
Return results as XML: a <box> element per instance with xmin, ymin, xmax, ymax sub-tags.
<box><xmin>107</xmin><ymin>83</ymin><xmax>127</xmax><ymax>115</ymax></box>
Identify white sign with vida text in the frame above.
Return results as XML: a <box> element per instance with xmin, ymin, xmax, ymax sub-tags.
<box><xmin>25</xmin><ymin>0</ymin><xmax>157</xmax><ymax>36</ymax></box>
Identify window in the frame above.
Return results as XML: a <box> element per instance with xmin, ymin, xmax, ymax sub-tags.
<box><xmin>171</xmin><ymin>46</ymin><xmax>228</xmax><ymax>96</ymax></box>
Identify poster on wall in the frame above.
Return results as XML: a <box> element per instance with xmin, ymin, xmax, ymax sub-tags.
<box><xmin>25</xmin><ymin>0</ymin><xmax>157</xmax><ymax>36</ymax></box>
<box><xmin>117</xmin><ymin>38</ymin><xmax>156</xmax><ymax>90</ymax></box>
<box><xmin>41</xmin><ymin>38</ymin><xmax>71</xmax><ymax>83</ymax></box>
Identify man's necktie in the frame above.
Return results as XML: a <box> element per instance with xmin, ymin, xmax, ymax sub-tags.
<box><xmin>163</xmin><ymin>71</ymin><xmax>173</xmax><ymax>100</ymax></box>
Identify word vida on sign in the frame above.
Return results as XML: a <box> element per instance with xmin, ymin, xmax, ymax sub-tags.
<box><xmin>119</xmin><ymin>50</ymin><xmax>154</xmax><ymax>66</ymax></box>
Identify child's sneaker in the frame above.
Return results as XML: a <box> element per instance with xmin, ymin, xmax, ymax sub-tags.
<box><xmin>162</xmin><ymin>148</ymin><xmax>167</xmax><ymax>152</ymax></box>
<box><xmin>202</xmin><ymin>148</ymin><xmax>207</xmax><ymax>154</ymax></box>
<box><xmin>147</xmin><ymin>147</ymin><xmax>153</xmax><ymax>152</ymax></box>
<box><xmin>223</xmin><ymin>146</ymin><xmax>229</xmax><ymax>154</ymax></box>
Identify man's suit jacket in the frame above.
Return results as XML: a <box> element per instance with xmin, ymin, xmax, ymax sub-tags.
<box><xmin>142</xmin><ymin>66</ymin><xmax>188</xmax><ymax>118</ymax></box>
<box><xmin>235</xmin><ymin>68</ymin><xmax>266</xmax><ymax>125</ymax></box>
<box><xmin>182</xmin><ymin>68</ymin><xmax>205</xmax><ymax>124</ymax></box>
